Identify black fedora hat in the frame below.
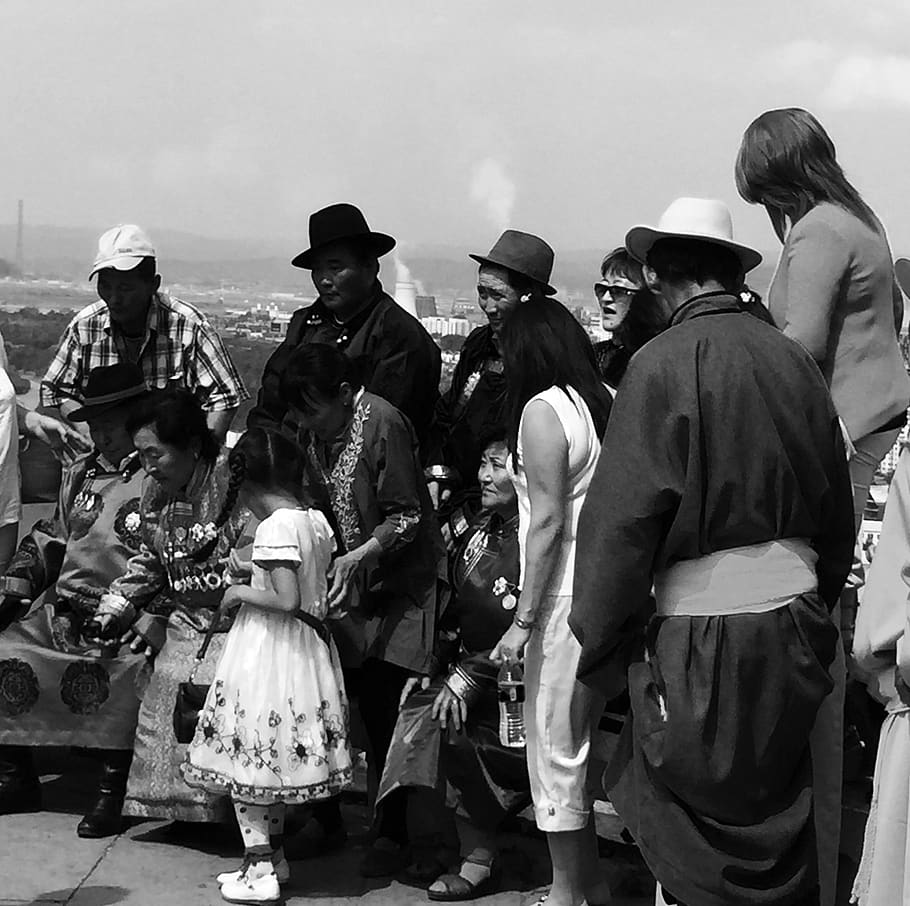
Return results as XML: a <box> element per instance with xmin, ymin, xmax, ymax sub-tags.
<box><xmin>69</xmin><ymin>363</ymin><xmax>149</xmax><ymax>422</ymax></box>
<box><xmin>469</xmin><ymin>230</ymin><xmax>557</xmax><ymax>296</ymax></box>
<box><xmin>292</xmin><ymin>203</ymin><xmax>396</xmax><ymax>270</ymax></box>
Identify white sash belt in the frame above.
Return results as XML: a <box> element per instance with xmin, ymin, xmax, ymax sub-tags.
<box><xmin>654</xmin><ymin>538</ymin><xmax>818</xmax><ymax>617</ymax></box>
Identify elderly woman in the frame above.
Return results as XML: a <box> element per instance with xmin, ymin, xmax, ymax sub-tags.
<box><xmin>0</xmin><ymin>364</ymin><xmax>149</xmax><ymax>838</ymax></box>
<box><xmin>281</xmin><ymin>342</ymin><xmax>445</xmax><ymax>876</ymax></box>
<box><xmin>93</xmin><ymin>387</ymin><xmax>250</xmax><ymax>824</ymax></box>
<box><xmin>425</xmin><ymin>231</ymin><xmax>556</xmax><ymax>529</ymax></box>
<box><xmin>377</xmin><ymin>430</ymin><xmax>528</xmax><ymax>900</ymax></box>
<box><xmin>592</xmin><ymin>248</ymin><xmax>668</xmax><ymax>391</ymax></box>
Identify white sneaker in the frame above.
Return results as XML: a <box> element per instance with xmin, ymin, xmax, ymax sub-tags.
<box><xmin>218</xmin><ymin>858</ymin><xmax>290</xmax><ymax>886</ymax></box>
<box><xmin>220</xmin><ymin>861</ymin><xmax>282</xmax><ymax>904</ymax></box>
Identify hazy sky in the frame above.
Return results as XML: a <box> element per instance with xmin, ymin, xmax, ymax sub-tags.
<box><xmin>3</xmin><ymin>0</ymin><xmax>910</xmax><ymax>259</ymax></box>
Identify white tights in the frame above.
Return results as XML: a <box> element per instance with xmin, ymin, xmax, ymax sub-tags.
<box><xmin>234</xmin><ymin>801</ymin><xmax>286</xmax><ymax>854</ymax></box>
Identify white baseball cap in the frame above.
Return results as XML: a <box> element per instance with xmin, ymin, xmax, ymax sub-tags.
<box><xmin>89</xmin><ymin>224</ymin><xmax>156</xmax><ymax>279</ymax></box>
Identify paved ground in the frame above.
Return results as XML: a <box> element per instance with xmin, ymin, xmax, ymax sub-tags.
<box><xmin>0</xmin><ymin>750</ymin><xmax>654</xmax><ymax>906</ymax></box>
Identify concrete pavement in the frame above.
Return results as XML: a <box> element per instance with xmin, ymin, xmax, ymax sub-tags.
<box><xmin>0</xmin><ymin>750</ymin><xmax>654</xmax><ymax>906</ymax></box>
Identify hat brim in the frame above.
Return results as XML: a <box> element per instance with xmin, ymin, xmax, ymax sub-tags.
<box><xmin>69</xmin><ymin>386</ymin><xmax>149</xmax><ymax>422</ymax></box>
<box><xmin>625</xmin><ymin>226</ymin><xmax>763</xmax><ymax>274</ymax></box>
<box><xmin>468</xmin><ymin>253</ymin><xmax>558</xmax><ymax>296</ymax></box>
<box><xmin>88</xmin><ymin>254</ymin><xmax>150</xmax><ymax>280</ymax></box>
<box><xmin>895</xmin><ymin>258</ymin><xmax>910</xmax><ymax>300</ymax></box>
<box><xmin>291</xmin><ymin>233</ymin><xmax>396</xmax><ymax>270</ymax></box>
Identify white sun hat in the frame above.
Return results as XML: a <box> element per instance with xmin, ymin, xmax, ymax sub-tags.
<box><xmin>625</xmin><ymin>197</ymin><xmax>762</xmax><ymax>273</ymax></box>
<box><xmin>89</xmin><ymin>224</ymin><xmax>156</xmax><ymax>279</ymax></box>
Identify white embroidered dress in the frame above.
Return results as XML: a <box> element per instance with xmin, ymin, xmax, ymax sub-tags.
<box><xmin>182</xmin><ymin>508</ymin><xmax>352</xmax><ymax>804</ymax></box>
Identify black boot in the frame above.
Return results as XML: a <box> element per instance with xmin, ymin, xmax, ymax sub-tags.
<box><xmin>0</xmin><ymin>745</ymin><xmax>41</xmax><ymax>814</ymax></box>
<box><xmin>77</xmin><ymin>750</ymin><xmax>131</xmax><ymax>838</ymax></box>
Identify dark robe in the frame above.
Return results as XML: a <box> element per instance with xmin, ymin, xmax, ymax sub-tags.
<box><xmin>376</xmin><ymin>512</ymin><xmax>531</xmax><ymax>829</ymax></box>
<box><xmin>247</xmin><ymin>284</ymin><xmax>441</xmax><ymax>454</ymax></box>
<box><xmin>426</xmin><ymin>324</ymin><xmax>506</xmax><ymax>490</ymax></box>
<box><xmin>570</xmin><ymin>293</ymin><xmax>855</xmax><ymax>906</ymax></box>
<box><xmin>303</xmin><ymin>391</ymin><xmax>444</xmax><ymax>675</ymax></box>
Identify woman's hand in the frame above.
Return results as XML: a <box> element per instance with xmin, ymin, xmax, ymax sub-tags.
<box><xmin>118</xmin><ymin>627</ymin><xmax>156</xmax><ymax>660</ymax></box>
<box><xmin>490</xmin><ymin>623</ymin><xmax>532</xmax><ymax>666</ymax></box>
<box><xmin>431</xmin><ymin>685</ymin><xmax>468</xmax><ymax>731</ymax></box>
<box><xmin>22</xmin><ymin>410</ymin><xmax>91</xmax><ymax>463</ymax></box>
<box><xmin>399</xmin><ymin>675</ymin><xmax>430</xmax><ymax>709</ymax></box>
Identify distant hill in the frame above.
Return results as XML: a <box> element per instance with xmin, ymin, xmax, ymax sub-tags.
<box><xmin>0</xmin><ymin>223</ymin><xmax>777</xmax><ymax>299</ymax></box>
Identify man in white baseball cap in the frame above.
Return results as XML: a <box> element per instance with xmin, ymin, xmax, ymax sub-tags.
<box><xmin>571</xmin><ymin>198</ymin><xmax>855</xmax><ymax>906</ymax></box>
<box><xmin>41</xmin><ymin>225</ymin><xmax>248</xmax><ymax>441</ymax></box>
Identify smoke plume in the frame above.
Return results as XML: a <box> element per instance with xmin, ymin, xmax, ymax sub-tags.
<box><xmin>470</xmin><ymin>158</ymin><xmax>516</xmax><ymax>232</ymax></box>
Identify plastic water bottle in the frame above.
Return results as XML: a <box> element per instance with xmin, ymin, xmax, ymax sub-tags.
<box><xmin>497</xmin><ymin>662</ymin><xmax>526</xmax><ymax>748</ymax></box>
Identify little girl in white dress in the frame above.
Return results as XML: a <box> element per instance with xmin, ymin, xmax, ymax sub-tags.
<box><xmin>182</xmin><ymin>428</ymin><xmax>351</xmax><ymax>904</ymax></box>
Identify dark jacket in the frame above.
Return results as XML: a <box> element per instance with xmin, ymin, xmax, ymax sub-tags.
<box><xmin>248</xmin><ymin>285</ymin><xmax>441</xmax><ymax>454</ymax></box>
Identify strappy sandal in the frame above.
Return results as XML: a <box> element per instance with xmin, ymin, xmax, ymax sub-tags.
<box><xmin>426</xmin><ymin>857</ymin><xmax>500</xmax><ymax>902</ymax></box>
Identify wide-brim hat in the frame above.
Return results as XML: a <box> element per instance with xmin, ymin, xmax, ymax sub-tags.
<box><xmin>625</xmin><ymin>197</ymin><xmax>762</xmax><ymax>274</ymax></box>
<box><xmin>469</xmin><ymin>230</ymin><xmax>557</xmax><ymax>296</ymax></box>
<box><xmin>292</xmin><ymin>203</ymin><xmax>396</xmax><ymax>270</ymax></box>
<box><xmin>69</xmin><ymin>362</ymin><xmax>149</xmax><ymax>422</ymax></box>
<box><xmin>89</xmin><ymin>224</ymin><xmax>156</xmax><ymax>279</ymax></box>
<box><xmin>895</xmin><ymin>258</ymin><xmax>910</xmax><ymax>300</ymax></box>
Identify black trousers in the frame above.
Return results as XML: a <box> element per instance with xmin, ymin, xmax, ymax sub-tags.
<box><xmin>315</xmin><ymin>657</ymin><xmax>413</xmax><ymax>843</ymax></box>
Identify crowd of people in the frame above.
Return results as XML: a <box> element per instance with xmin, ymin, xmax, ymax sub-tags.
<box><xmin>0</xmin><ymin>105</ymin><xmax>908</xmax><ymax>906</ymax></box>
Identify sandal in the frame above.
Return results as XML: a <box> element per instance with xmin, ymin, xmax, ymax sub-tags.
<box><xmin>427</xmin><ymin>858</ymin><xmax>500</xmax><ymax>902</ymax></box>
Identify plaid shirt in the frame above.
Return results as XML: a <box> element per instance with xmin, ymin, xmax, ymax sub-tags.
<box><xmin>40</xmin><ymin>292</ymin><xmax>248</xmax><ymax>412</ymax></box>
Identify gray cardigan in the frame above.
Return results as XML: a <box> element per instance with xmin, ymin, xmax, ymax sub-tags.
<box><xmin>768</xmin><ymin>202</ymin><xmax>910</xmax><ymax>441</ymax></box>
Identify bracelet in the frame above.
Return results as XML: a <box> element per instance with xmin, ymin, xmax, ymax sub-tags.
<box><xmin>444</xmin><ymin>665</ymin><xmax>480</xmax><ymax>702</ymax></box>
<box><xmin>424</xmin><ymin>464</ymin><xmax>458</xmax><ymax>484</ymax></box>
<box><xmin>513</xmin><ymin>614</ymin><xmax>535</xmax><ymax>630</ymax></box>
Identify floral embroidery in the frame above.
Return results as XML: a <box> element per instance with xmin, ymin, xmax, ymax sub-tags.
<box><xmin>0</xmin><ymin>659</ymin><xmax>40</xmax><ymax>716</ymax></box>
<box><xmin>309</xmin><ymin>399</ymin><xmax>370</xmax><ymax>551</ymax></box>
<box><xmin>113</xmin><ymin>498</ymin><xmax>143</xmax><ymax>550</ymax></box>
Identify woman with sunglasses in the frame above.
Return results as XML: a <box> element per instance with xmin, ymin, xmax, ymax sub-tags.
<box><xmin>592</xmin><ymin>248</ymin><xmax>669</xmax><ymax>391</ymax></box>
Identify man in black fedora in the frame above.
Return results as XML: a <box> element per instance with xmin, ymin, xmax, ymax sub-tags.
<box><xmin>425</xmin><ymin>229</ymin><xmax>556</xmax><ymax>522</ymax></box>
<box><xmin>248</xmin><ymin>203</ymin><xmax>441</xmax><ymax>451</ymax></box>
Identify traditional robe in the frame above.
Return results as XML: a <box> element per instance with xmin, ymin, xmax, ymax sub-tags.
<box><xmin>0</xmin><ymin>451</ymin><xmax>146</xmax><ymax>749</ymax></box>
<box><xmin>377</xmin><ymin>511</ymin><xmax>531</xmax><ymax>828</ymax></box>
<box><xmin>571</xmin><ymin>293</ymin><xmax>855</xmax><ymax>906</ymax></box>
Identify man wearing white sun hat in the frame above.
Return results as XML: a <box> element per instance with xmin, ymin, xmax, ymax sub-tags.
<box><xmin>41</xmin><ymin>224</ymin><xmax>248</xmax><ymax>441</ymax></box>
<box><xmin>571</xmin><ymin>198</ymin><xmax>855</xmax><ymax>906</ymax></box>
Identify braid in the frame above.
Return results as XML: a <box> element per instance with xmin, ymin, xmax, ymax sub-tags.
<box><xmin>192</xmin><ymin>450</ymin><xmax>246</xmax><ymax>562</ymax></box>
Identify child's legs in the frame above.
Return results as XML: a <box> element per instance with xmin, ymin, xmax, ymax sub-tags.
<box><xmin>267</xmin><ymin>803</ymin><xmax>286</xmax><ymax>854</ymax></box>
<box><xmin>234</xmin><ymin>801</ymin><xmax>274</xmax><ymax>856</ymax></box>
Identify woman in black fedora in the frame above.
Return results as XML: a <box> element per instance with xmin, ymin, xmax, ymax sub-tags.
<box><xmin>249</xmin><ymin>202</ymin><xmax>441</xmax><ymax>456</ymax></box>
<box><xmin>425</xmin><ymin>230</ymin><xmax>557</xmax><ymax>535</ymax></box>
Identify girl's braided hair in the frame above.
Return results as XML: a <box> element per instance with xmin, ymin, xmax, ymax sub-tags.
<box><xmin>192</xmin><ymin>428</ymin><xmax>309</xmax><ymax>562</ymax></box>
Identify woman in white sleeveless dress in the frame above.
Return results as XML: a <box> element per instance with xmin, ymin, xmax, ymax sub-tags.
<box><xmin>491</xmin><ymin>299</ymin><xmax>613</xmax><ymax>906</ymax></box>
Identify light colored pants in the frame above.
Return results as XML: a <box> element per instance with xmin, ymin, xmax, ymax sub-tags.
<box><xmin>523</xmin><ymin>593</ymin><xmax>605</xmax><ymax>833</ymax></box>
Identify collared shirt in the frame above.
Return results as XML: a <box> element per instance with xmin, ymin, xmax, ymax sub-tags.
<box><xmin>40</xmin><ymin>292</ymin><xmax>248</xmax><ymax>412</ymax></box>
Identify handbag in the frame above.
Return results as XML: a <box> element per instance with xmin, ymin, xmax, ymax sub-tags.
<box><xmin>172</xmin><ymin>608</ymin><xmax>333</xmax><ymax>744</ymax></box>
<box><xmin>172</xmin><ymin>617</ymin><xmax>218</xmax><ymax>744</ymax></box>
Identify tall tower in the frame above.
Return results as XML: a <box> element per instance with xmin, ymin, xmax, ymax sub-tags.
<box><xmin>15</xmin><ymin>200</ymin><xmax>23</xmax><ymax>275</ymax></box>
